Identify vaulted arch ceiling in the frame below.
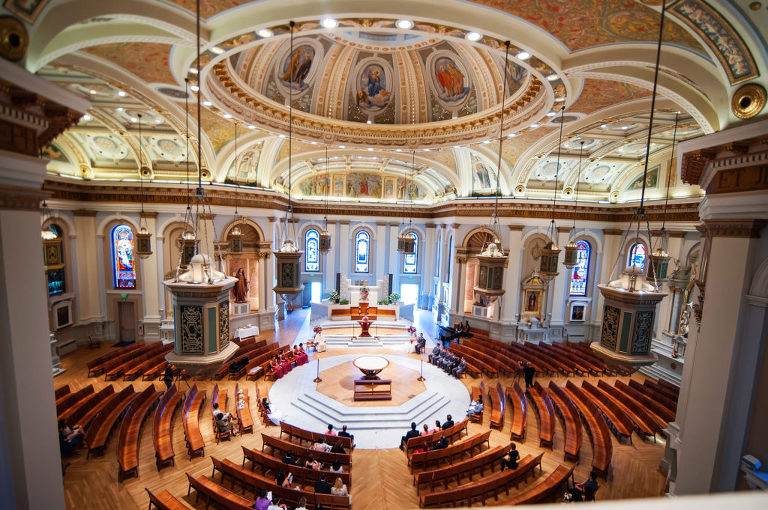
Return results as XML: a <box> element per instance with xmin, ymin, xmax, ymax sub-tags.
<box><xmin>17</xmin><ymin>0</ymin><xmax>767</xmax><ymax>205</ymax></box>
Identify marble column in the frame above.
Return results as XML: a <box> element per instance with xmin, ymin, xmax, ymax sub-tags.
<box><xmin>376</xmin><ymin>221</ymin><xmax>387</xmax><ymax>282</ymax></box>
<box><xmin>139</xmin><ymin>213</ymin><xmax>161</xmax><ymax>341</ymax></box>
<box><xmin>339</xmin><ymin>221</ymin><xmax>350</xmax><ymax>278</ymax></box>
<box><xmin>548</xmin><ymin>227</ymin><xmax>571</xmax><ymax>338</ymax></box>
<box><xmin>324</xmin><ymin>221</ymin><xmax>337</xmax><ymax>295</ymax></box>
<box><xmin>500</xmin><ymin>226</ymin><xmax>524</xmax><ymax>335</ymax></box>
<box><xmin>423</xmin><ymin>224</ymin><xmax>437</xmax><ymax>307</ymax></box>
<box><xmin>593</xmin><ymin>229</ymin><xmax>623</xmax><ymax>324</ymax></box>
<box><xmin>388</xmin><ymin>223</ymin><xmax>399</xmax><ymax>276</ymax></box>
<box><xmin>72</xmin><ymin>210</ymin><xmax>102</xmax><ymax>323</ymax></box>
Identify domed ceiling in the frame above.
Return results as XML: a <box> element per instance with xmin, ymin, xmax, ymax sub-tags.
<box><xmin>18</xmin><ymin>0</ymin><xmax>768</xmax><ymax>206</ymax></box>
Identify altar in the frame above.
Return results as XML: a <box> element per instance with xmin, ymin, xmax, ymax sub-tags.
<box><xmin>349</xmin><ymin>284</ymin><xmax>379</xmax><ymax>307</ymax></box>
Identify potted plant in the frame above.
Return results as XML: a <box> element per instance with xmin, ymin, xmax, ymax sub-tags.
<box><xmin>328</xmin><ymin>290</ymin><xmax>340</xmax><ymax>304</ymax></box>
<box><xmin>339</xmin><ymin>298</ymin><xmax>349</xmax><ymax>305</ymax></box>
<box><xmin>388</xmin><ymin>292</ymin><xmax>401</xmax><ymax>304</ymax></box>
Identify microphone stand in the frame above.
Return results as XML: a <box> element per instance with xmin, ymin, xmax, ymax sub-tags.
<box><xmin>313</xmin><ymin>353</ymin><xmax>322</xmax><ymax>383</ymax></box>
<box><xmin>417</xmin><ymin>346</ymin><xmax>425</xmax><ymax>382</ymax></box>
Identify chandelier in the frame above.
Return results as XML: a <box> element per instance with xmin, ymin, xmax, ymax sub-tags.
<box><xmin>649</xmin><ymin>112</ymin><xmax>680</xmax><ymax>283</ymax></box>
<box><xmin>563</xmin><ymin>140</ymin><xmax>585</xmax><ymax>268</ymax></box>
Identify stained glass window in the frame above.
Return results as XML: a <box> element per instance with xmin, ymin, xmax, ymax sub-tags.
<box><xmin>111</xmin><ymin>224</ymin><xmax>136</xmax><ymax>288</ymax></box>
<box><xmin>403</xmin><ymin>232</ymin><xmax>418</xmax><ymax>274</ymax></box>
<box><xmin>569</xmin><ymin>240</ymin><xmax>591</xmax><ymax>296</ymax></box>
<box><xmin>628</xmin><ymin>242</ymin><xmax>647</xmax><ymax>271</ymax></box>
<box><xmin>354</xmin><ymin>230</ymin><xmax>370</xmax><ymax>273</ymax></box>
<box><xmin>305</xmin><ymin>228</ymin><xmax>320</xmax><ymax>272</ymax></box>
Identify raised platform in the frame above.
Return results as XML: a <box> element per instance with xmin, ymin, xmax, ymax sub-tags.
<box><xmin>317</xmin><ymin>319</ymin><xmax>415</xmax><ymax>348</ymax></box>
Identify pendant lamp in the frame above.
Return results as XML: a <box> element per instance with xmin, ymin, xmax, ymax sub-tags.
<box><xmin>563</xmin><ymin>141</ymin><xmax>585</xmax><ymax>268</ymax></box>
<box><xmin>540</xmin><ymin>107</ymin><xmax>566</xmax><ymax>276</ymax></box>
<box><xmin>135</xmin><ymin>114</ymin><xmax>153</xmax><ymax>257</ymax></box>
<box><xmin>319</xmin><ymin>145</ymin><xmax>332</xmax><ymax>252</ymax></box>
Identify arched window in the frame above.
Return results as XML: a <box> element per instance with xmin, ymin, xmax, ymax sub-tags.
<box><xmin>354</xmin><ymin>230</ymin><xmax>370</xmax><ymax>273</ymax></box>
<box><xmin>42</xmin><ymin>224</ymin><xmax>66</xmax><ymax>295</ymax></box>
<box><xmin>305</xmin><ymin>228</ymin><xmax>320</xmax><ymax>272</ymax></box>
<box><xmin>628</xmin><ymin>242</ymin><xmax>647</xmax><ymax>271</ymax></box>
<box><xmin>403</xmin><ymin>232</ymin><xmax>419</xmax><ymax>274</ymax></box>
<box><xmin>569</xmin><ymin>240</ymin><xmax>591</xmax><ymax>296</ymax></box>
<box><xmin>111</xmin><ymin>224</ymin><xmax>136</xmax><ymax>288</ymax></box>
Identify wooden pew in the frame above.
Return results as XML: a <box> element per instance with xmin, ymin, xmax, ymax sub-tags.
<box><xmin>117</xmin><ymin>385</ymin><xmax>160</xmax><ymax>480</ymax></box>
<box><xmin>549</xmin><ymin>343</ymin><xmax>602</xmax><ymax>376</ymax></box>
<box><xmin>644</xmin><ymin>379</ymin><xmax>679</xmax><ymax>404</ymax></box>
<box><xmin>462</xmin><ymin>338</ymin><xmax>521</xmax><ymax>375</ymax></box>
<box><xmin>539</xmin><ymin>343</ymin><xmax>590</xmax><ymax>375</ymax></box>
<box><xmin>656</xmin><ymin>378</ymin><xmax>680</xmax><ymax>396</ymax></box>
<box><xmin>146</xmin><ymin>488</ymin><xmax>190</xmax><ymax>510</ymax></box>
<box><xmin>448</xmin><ymin>344</ymin><xmax>499</xmax><ymax>376</ymax></box>
<box><xmin>406</xmin><ymin>419</ymin><xmax>469</xmax><ymax>454</ymax></box>
<box><xmin>419</xmin><ymin>452</ymin><xmax>544</xmax><ymax>508</ymax></box>
<box><xmin>580</xmin><ymin>381</ymin><xmax>634</xmax><ymax>443</ymax></box>
<box><xmin>57</xmin><ymin>385</ymin><xmax>94</xmax><ymax>417</ymax></box>
<box><xmin>65</xmin><ymin>384</ymin><xmax>116</xmax><ymax>429</ymax></box>
<box><xmin>547</xmin><ymin>382</ymin><xmax>582</xmax><ymax>460</ymax></box>
<box><xmin>153</xmin><ymin>384</ymin><xmax>182</xmax><ymax>470</ymax></box>
<box><xmin>123</xmin><ymin>344</ymin><xmax>173</xmax><ymax>381</ymax></box>
<box><xmin>525</xmin><ymin>342</ymin><xmax>573</xmax><ymax>376</ymax></box>
<box><xmin>212</xmin><ymin>339</ymin><xmax>267</xmax><ymax>380</ymax></box>
<box><xmin>260</xmin><ymin>433</ymin><xmax>352</xmax><ymax>468</ymax></box>
<box><xmin>185</xmin><ymin>473</ymin><xmax>251</xmax><ymax>510</ymax></box>
<box><xmin>210</xmin><ymin>383</ymin><xmax>231</xmax><ymax>442</ymax></box>
<box><xmin>528</xmin><ymin>382</ymin><xmax>555</xmax><ymax>448</ymax></box>
<box><xmin>507</xmin><ymin>382</ymin><xmax>527</xmax><ymax>441</ymax></box>
<box><xmin>280</xmin><ymin>422</ymin><xmax>353</xmax><ymax>450</ymax></box>
<box><xmin>615</xmin><ymin>379</ymin><xmax>675</xmax><ymax>423</ymax></box>
<box><xmin>563</xmin><ymin>381</ymin><xmax>612</xmax><ymax>476</ymax></box>
<box><xmin>414</xmin><ymin>444</ymin><xmax>511</xmax><ymax>493</ymax></box>
<box><xmin>103</xmin><ymin>342</ymin><xmax>163</xmax><ymax>381</ymax></box>
<box><xmin>234</xmin><ymin>383</ymin><xmax>254</xmax><ymax>434</ymax></box>
<box><xmin>597</xmin><ymin>380</ymin><xmax>662</xmax><ymax>439</ymax></box>
<box><xmin>182</xmin><ymin>384</ymin><xmax>206</xmax><ymax>458</ymax></box>
<box><xmin>85</xmin><ymin>385</ymin><xmax>136</xmax><ymax>457</ymax></box>
<box><xmin>408</xmin><ymin>431</ymin><xmax>491</xmax><ymax>472</ymax></box>
<box><xmin>87</xmin><ymin>342</ymin><xmax>143</xmax><ymax>376</ymax></box>
<box><xmin>504</xmin><ymin>464</ymin><xmax>575</xmax><ymax>506</ymax></box>
<box><xmin>489</xmin><ymin>381</ymin><xmax>505</xmax><ymax>429</ymax></box>
<box><xmin>55</xmin><ymin>384</ymin><xmax>70</xmax><ymax>401</ymax></box>
<box><xmin>243</xmin><ymin>445</ymin><xmax>352</xmax><ymax>488</ymax></box>
<box><xmin>629</xmin><ymin>378</ymin><xmax>678</xmax><ymax>412</ymax></box>
<box><xmin>211</xmin><ymin>457</ymin><xmax>351</xmax><ymax>510</ymax></box>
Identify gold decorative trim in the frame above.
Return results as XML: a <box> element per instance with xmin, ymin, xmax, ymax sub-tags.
<box><xmin>731</xmin><ymin>83</ymin><xmax>766</xmax><ymax>119</ymax></box>
<box><xmin>703</xmin><ymin>219</ymin><xmax>766</xmax><ymax>238</ymax></box>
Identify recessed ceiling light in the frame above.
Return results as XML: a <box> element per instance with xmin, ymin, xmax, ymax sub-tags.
<box><xmin>202</xmin><ymin>100</ymin><xmax>212</xmax><ymax>107</ymax></box>
<box><xmin>223</xmin><ymin>113</ymin><xmax>233</xmax><ymax>119</ymax></box>
<box><xmin>507</xmin><ymin>133</ymin><xmax>517</xmax><ymax>138</ymax></box>
<box><xmin>423</xmin><ymin>148</ymin><xmax>430</xmax><ymax>152</ymax></box>
<box><xmin>546</xmin><ymin>111</ymin><xmax>557</xmax><ymax>117</ymax></box>
<box><xmin>600</xmin><ymin>124</ymin><xmax>608</xmax><ymax>128</ymax></box>
<box><xmin>155</xmin><ymin>118</ymin><xmax>163</xmax><ymax>124</ymax></box>
<box><xmin>89</xmin><ymin>89</ymin><xmax>97</xmax><ymax>95</ymax></box>
<box><xmin>554</xmin><ymin>96</ymin><xmax>565</xmax><ymax>102</ymax></box>
<box><xmin>117</xmin><ymin>90</ymin><xmax>127</xmax><ymax>97</ymax></box>
<box><xmin>82</xmin><ymin>114</ymin><xmax>92</xmax><ymax>121</ymax></box>
<box><xmin>396</xmin><ymin>19</ymin><xmax>414</xmax><ymax>29</ymax></box>
<box><xmin>530</xmin><ymin>123</ymin><xmax>540</xmax><ymax>128</ymax></box>
<box><xmin>247</xmin><ymin>124</ymin><xmax>256</xmax><ymax>129</ymax></box>
<box><xmin>188</xmin><ymin>67</ymin><xmax>198</xmax><ymax>74</ymax></box>
<box><xmin>453</xmin><ymin>145</ymin><xmax>461</xmax><ymax>149</ymax></box>
<box><xmin>278</xmin><ymin>134</ymin><xmax>286</xmax><ymax>138</ymax></box>
<box><xmin>258</xmin><ymin>28</ymin><xmax>274</xmax><ymax>38</ymax></box>
<box><xmin>366</xmin><ymin>119</ymin><xmax>372</xmax><ymax>124</ymax></box>
<box><xmin>621</xmin><ymin>125</ymin><xmax>629</xmax><ymax>130</ymax></box>
<box><xmin>617</xmin><ymin>147</ymin><xmax>624</xmax><ymax>152</ymax></box>
<box><xmin>451</xmin><ymin>114</ymin><xmax>458</xmax><ymax>119</ymax></box>
<box><xmin>546</xmin><ymin>73</ymin><xmax>558</xmax><ymax>81</ymax></box>
<box><xmin>367</xmin><ymin>147</ymin><xmax>374</xmax><ymax>151</ymax></box>
<box><xmin>117</xmin><ymin>107</ymin><xmax>124</xmax><ymax>112</ymax></box>
<box><xmin>310</xmin><ymin>141</ymin><xmax>317</xmax><ymax>144</ymax></box>
<box><xmin>190</xmin><ymin>84</ymin><xmax>200</xmax><ymax>92</ymax></box>
<box><xmin>321</xmin><ymin>18</ymin><xmax>338</xmax><ymax>28</ymax></box>
<box><xmin>395</xmin><ymin>149</ymin><xmax>403</xmax><ymax>152</ymax></box>
<box><xmin>210</xmin><ymin>46</ymin><xmax>224</xmax><ymax>55</ymax></box>
<box><xmin>338</xmin><ymin>145</ymin><xmax>345</xmax><ymax>148</ymax></box>
<box><xmin>130</xmin><ymin>117</ymin><xmax>138</xmax><ymax>123</ymax></box>
<box><xmin>465</xmin><ymin>31</ymin><xmax>482</xmax><ymax>41</ymax></box>
<box><xmin>483</xmin><ymin>139</ymin><xmax>491</xmax><ymax>144</ymax></box>
<box><xmin>516</xmin><ymin>51</ymin><xmax>531</xmax><ymax>60</ymax></box>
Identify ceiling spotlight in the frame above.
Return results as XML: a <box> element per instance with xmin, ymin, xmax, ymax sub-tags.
<box><xmin>117</xmin><ymin>107</ymin><xmax>124</xmax><ymax>112</ymax></box>
<box><xmin>247</xmin><ymin>124</ymin><xmax>256</xmax><ymax>129</ymax></box>
<box><xmin>546</xmin><ymin>111</ymin><xmax>557</xmax><ymax>117</ymax></box>
<box><xmin>465</xmin><ymin>31</ymin><xmax>482</xmax><ymax>41</ymax></box>
<box><xmin>202</xmin><ymin>100</ymin><xmax>212</xmax><ymax>106</ymax></box>
<box><xmin>423</xmin><ymin>148</ymin><xmax>430</xmax><ymax>152</ymax></box>
<box><xmin>89</xmin><ymin>89</ymin><xmax>97</xmax><ymax>95</ymax></box>
<box><xmin>223</xmin><ymin>113</ymin><xmax>233</xmax><ymax>119</ymax></box>
<box><xmin>190</xmin><ymin>84</ymin><xmax>200</xmax><ymax>92</ymax></box>
<box><xmin>278</xmin><ymin>134</ymin><xmax>286</xmax><ymax>138</ymax></box>
<box><xmin>188</xmin><ymin>67</ymin><xmax>199</xmax><ymax>75</ymax></box>
<box><xmin>600</xmin><ymin>124</ymin><xmax>608</xmax><ymax>128</ymax></box>
<box><xmin>395</xmin><ymin>149</ymin><xmax>403</xmax><ymax>152</ymax></box>
<box><xmin>507</xmin><ymin>132</ymin><xmax>517</xmax><ymax>138</ymax></box>
<box><xmin>338</xmin><ymin>145</ymin><xmax>345</xmax><ymax>148</ymax></box>
<box><xmin>155</xmin><ymin>118</ymin><xmax>163</xmax><ymax>124</ymax></box>
<box><xmin>483</xmin><ymin>139</ymin><xmax>491</xmax><ymax>144</ymax></box>
<box><xmin>258</xmin><ymin>28</ymin><xmax>274</xmax><ymax>38</ymax></box>
<box><xmin>621</xmin><ymin>125</ymin><xmax>629</xmax><ymax>130</ymax></box>
<box><xmin>82</xmin><ymin>114</ymin><xmax>92</xmax><ymax>121</ymax></box>
<box><xmin>396</xmin><ymin>19</ymin><xmax>414</xmax><ymax>29</ymax></box>
<box><xmin>546</xmin><ymin>73</ymin><xmax>559</xmax><ymax>81</ymax></box>
<box><xmin>117</xmin><ymin>90</ymin><xmax>127</xmax><ymax>97</ymax></box>
<box><xmin>451</xmin><ymin>114</ymin><xmax>458</xmax><ymax>119</ymax></box>
<box><xmin>310</xmin><ymin>141</ymin><xmax>317</xmax><ymax>144</ymax></box>
<box><xmin>530</xmin><ymin>123</ymin><xmax>540</xmax><ymax>128</ymax></box>
<box><xmin>516</xmin><ymin>51</ymin><xmax>531</xmax><ymax>60</ymax></box>
<box><xmin>554</xmin><ymin>96</ymin><xmax>565</xmax><ymax>102</ymax></box>
<box><xmin>321</xmin><ymin>18</ymin><xmax>338</xmax><ymax>28</ymax></box>
<box><xmin>367</xmin><ymin>147</ymin><xmax>374</xmax><ymax>151</ymax></box>
<box><xmin>210</xmin><ymin>46</ymin><xmax>225</xmax><ymax>55</ymax></box>
<box><xmin>130</xmin><ymin>117</ymin><xmax>138</xmax><ymax>123</ymax></box>
<box><xmin>366</xmin><ymin>119</ymin><xmax>372</xmax><ymax>124</ymax></box>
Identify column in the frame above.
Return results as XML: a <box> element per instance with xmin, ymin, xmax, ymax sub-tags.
<box><xmin>155</xmin><ymin>236</ymin><xmax>165</xmax><ymax>318</ymax></box>
<box><xmin>653</xmin><ymin>233</ymin><xmax>684</xmax><ymax>338</ymax></box>
<box><xmin>388</xmin><ymin>223</ymin><xmax>399</xmax><ymax>276</ymax></box>
<box><xmin>265</xmin><ymin>218</ymin><xmax>275</xmax><ymax>311</ymax></box>
<box><xmin>452</xmin><ymin>255</ymin><xmax>467</xmax><ymax>316</ymax></box>
<box><xmin>339</xmin><ymin>221</ymin><xmax>350</xmax><ymax>277</ymax></box>
<box><xmin>501</xmin><ymin>225</ymin><xmax>524</xmax><ymax>321</ymax></box>
<box><xmin>324</xmin><ymin>221</ymin><xmax>337</xmax><ymax>296</ymax></box>
<box><xmin>548</xmin><ymin>227</ymin><xmax>571</xmax><ymax>339</ymax></box>
<box><xmin>375</xmin><ymin>221</ymin><xmax>387</xmax><ymax>282</ymax></box>
<box><xmin>139</xmin><ymin>213</ymin><xmax>161</xmax><ymax>341</ymax></box>
<box><xmin>72</xmin><ymin>210</ymin><xmax>102</xmax><ymax>323</ymax></box>
<box><xmin>593</xmin><ymin>229</ymin><xmax>623</xmax><ymax>323</ymax></box>
<box><xmin>423</xmin><ymin>224</ymin><xmax>436</xmax><ymax>307</ymax></box>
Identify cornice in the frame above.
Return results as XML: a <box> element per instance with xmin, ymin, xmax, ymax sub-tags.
<box><xmin>0</xmin><ymin>185</ymin><xmax>47</xmax><ymax>211</ymax></box>
<box><xmin>703</xmin><ymin>219</ymin><xmax>766</xmax><ymax>239</ymax></box>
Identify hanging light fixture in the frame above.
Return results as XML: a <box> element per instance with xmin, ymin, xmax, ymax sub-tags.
<box><xmin>399</xmin><ymin>151</ymin><xmax>417</xmax><ymax>255</ymax></box>
<box><xmin>179</xmin><ymin>78</ymin><xmax>197</xmax><ymax>269</ymax></box>
<box><xmin>563</xmin><ymin>140</ymin><xmax>585</xmax><ymax>268</ymax></box>
<box><xmin>135</xmin><ymin>113</ymin><xmax>153</xmax><ymax>257</ymax></box>
<box><xmin>649</xmin><ymin>112</ymin><xmax>679</xmax><ymax>283</ymax></box>
<box><xmin>273</xmin><ymin>20</ymin><xmax>304</xmax><ymax>298</ymax></box>
<box><xmin>396</xmin><ymin>157</ymin><xmax>411</xmax><ymax>253</ymax></box>
<box><xmin>540</xmin><ymin>106</ymin><xmax>566</xmax><ymax>276</ymax></box>
<box><xmin>228</xmin><ymin>122</ymin><xmax>244</xmax><ymax>255</ymax></box>
<box><xmin>319</xmin><ymin>145</ymin><xmax>332</xmax><ymax>252</ymax></box>
<box><xmin>473</xmin><ymin>41</ymin><xmax>512</xmax><ymax>298</ymax></box>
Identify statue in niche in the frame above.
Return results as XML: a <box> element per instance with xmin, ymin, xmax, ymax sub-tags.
<box><xmin>234</xmin><ymin>268</ymin><xmax>249</xmax><ymax>303</ymax></box>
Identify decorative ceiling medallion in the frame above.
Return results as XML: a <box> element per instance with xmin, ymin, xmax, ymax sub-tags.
<box><xmin>731</xmin><ymin>83</ymin><xmax>766</xmax><ymax>119</ymax></box>
<box><xmin>0</xmin><ymin>15</ymin><xmax>28</xmax><ymax>62</ymax></box>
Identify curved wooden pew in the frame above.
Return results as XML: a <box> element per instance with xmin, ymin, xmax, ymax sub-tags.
<box><xmin>525</xmin><ymin>342</ymin><xmax>573</xmax><ymax>376</ymax></box>
<box><xmin>489</xmin><ymin>381</ymin><xmax>505</xmax><ymax>429</ymax></box>
<box><xmin>117</xmin><ymin>385</ymin><xmax>160</xmax><ymax>480</ymax></box>
<box><xmin>615</xmin><ymin>379</ymin><xmax>675</xmax><ymax>423</ymax></box>
<box><xmin>260</xmin><ymin>433</ymin><xmax>351</xmax><ymax>468</ymax></box>
<box><xmin>597</xmin><ymin>380</ymin><xmax>662</xmax><ymax>438</ymax></box>
<box><xmin>63</xmin><ymin>384</ymin><xmax>115</xmax><ymax>429</ymax></box>
<box><xmin>563</xmin><ymin>381</ymin><xmax>612</xmax><ymax>476</ymax></box>
<box><xmin>210</xmin><ymin>457</ymin><xmax>351</xmax><ymax>510</ymax></box>
<box><xmin>462</xmin><ymin>338</ymin><xmax>521</xmax><ymax>375</ymax></box>
<box><xmin>529</xmin><ymin>382</ymin><xmax>555</xmax><ymax>448</ymax></box>
<box><xmin>419</xmin><ymin>452</ymin><xmax>544</xmax><ymax>508</ymax></box>
<box><xmin>233</xmin><ymin>383</ymin><xmax>253</xmax><ymax>434</ymax></box>
<box><xmin>406</xmin><ymin>419</ymin><xmax>469</xmax><ymax>453</ymax></box>
<box><xmin>55</xmin><ymin>384</ymin><xmax>70</xmax><ymax>401</ymax></box>
<box><xmin>507</xmin><ymin>382</ymin><xmax>527</xmax><ymax>441</ymax></box>
<box><xmin>581</xmin><ymin>381</ymin><xmax>634</xmax><ymax>443</ymax></box>
<box><xmin>211</xmin><ymin>383</ymin><xmax>230</xmax><ymax>442</ymax></box>
<box><xmin>85</xmin><ymin>385</ymin><xmax>136</xmax><ymax>457</ymax></box>
<box><xmin>408</xmin><ymin>431</ymin><xmax>491</xmax><ymax>472</ymax></box>
<box><xmin>280</xmin><ymin>421</ymin><xmax>353</xmax><ymax>450</ymax></box>
<box><xmin>243</xmin><ymin>445</ymin><xmax>351</xmax><ymax>488</ymax></box>
<box><xmin>414</xmin><ymin>444</ymin><xmax>511</xmax><ymax>493</ymax></box>
<box><xmin>504</xmin><ymin>464</ymin><xmax>575</xmax><ymax>506</ymax></box>
<box><xmin>57</xmin><ymin>385</ymin><xmax>94</xmax><ymax>417</ymax></box>
<box><xmin>87</xmin><ymin>342</ymin><xmax>143</xmax><ymax>377</ymax></box>
<box><xmin>182</xmin><ymin>384</ymin><xmax>206</xmax><ymax>458</ymax></box>
<box><xmin>186</xmin><ymin>473</ymin><xmax>251</xmax><ymax>510</ymax></box>
<box><xmin>448</xmin><ymin>344</ymin><xmax>499</xmax><ymax>376</ymax></box>
<box><xmin>153</xmin><ymin>384</ymin><xmax>182</xmax><ymax>470</ymax></box>
<box><xmin>644</xmin><ymin>379</ymin><xmax>679</xmax><ymax>406</ymax></box>
<box><xmin>629</xmin><ymin>378</ymin><xmax>677</xmax><ymax>412</ymax></box>
<box><xmin>146</xmin><ymin>488</ymin><xmax>190</xmax><ymax>510</ymax></box>
<box><xmin>547</xmin><ymin>382</ymin><xmax>582</xmax><ymax>460</ymax></box>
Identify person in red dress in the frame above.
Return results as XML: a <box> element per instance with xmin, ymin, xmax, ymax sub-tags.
<box><xmin>270</xmin><ymin>355</ymin><xmax>285</xmax><ymax>379</ymax></box>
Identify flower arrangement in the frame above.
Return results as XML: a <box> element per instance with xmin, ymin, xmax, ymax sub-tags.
<box><xmin>339</xmin><ymin>298</ymin><xmax>349</xmax><ymax>305</ymax></box>
<box><xmin>313</xmin><ymin>325</ymin><xmax>323</xmax><ymax>334</ymax></box>
<box><xmin>388</xmin><ymin>292</ymin><xmax>400</xmax><ymax>304</ymax></box>
<box><xmin>407</xmin><ymin>326</ymin><xmax>416</xmax><ymax>334</ymax></box>
<box><xmin>328</xmin><ymin>290</ymin><xmax>340</xmax><ymax>304</ymax></box>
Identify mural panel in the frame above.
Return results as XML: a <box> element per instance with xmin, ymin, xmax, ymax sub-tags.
<box><xmin>627</xmin><ymin>167</ymin><xmax>658</xmax><ymax>190</ymax></box>
<box><xmin>471</xmin><ymin>159</ymin><xmax>499</xmax><ymax>196</ymax></box>
<box><xmin>397</xmin><ymin>177</ymin><xmax>427</xmax><ymax>200</ymax></box>
<box><xmin>357</xmin><ymin>64</ymin><xmax>391</xmax><ymax>110</ymax></box>
<box><xmin>279</xmin><ymin>45</ymin><xmax>315</xmax><ymax>90</ymax></box>
<box><xmin>434</xmin><ymin>57</ymin><xmax>469</xmax><ymax>103</ymax></box>
<box><xmin>346</xmin><ymin>173</ymin><xmax>382</xmax><ymax>198</ymax></box>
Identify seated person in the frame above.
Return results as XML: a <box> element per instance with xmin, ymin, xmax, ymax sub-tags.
<box><xmin>269</xmin><ymin>356</ymin><xmax>284</xmax><ymax>379</ymax></box>
<box><xmin>399</xmin><ymin>422</ymin><xmax>421</xmax><ymax>450</ymax></box>
<box><xmin>213</xmin><ymin>402</ymin><xmax>238</xmax><ymax>436</ymax></box>
<box><xmin>330</xmin><ymin>440</ymin><xmax>346</xmax><ymax>454</ymax></box>
<box><xmin>311</xmin><ymin>438</ymin><xmax>331</xmax><ymax>452</ymax></box>
<box><xmin>314</xmin><ymin>473</ymin><xmax>332</xmax><ymax>494</ymax></box>
<box><xmin>452</xmin><ymin>358</ymin><xmax>467</xmax><ymax>378</ymax></box>
<box><xmin>329</xmin><ymin>459</ymin><xmax>343</xmax><ymax>473</ymax></box>
<box><xmin>267</xmin><ymin>497</ymin><xmax>287</xmax><ymax>510</ymax></box>
<box><xmin>570</xmin><ymin>471</ymin><xmax>599</xmax><ymax>502</ymax></box>
<box><xmin>414</xmin><ymin>333</ymin><xmax>426</xmax><ymax>354</ymax></box>
<box><xmin>295</xmin><ymin>344</ymin><xmax>309</xmax><ymax>364</ymax></box>
<box><xmin>294</xmin><ymin>497</ymin><xmax>308</xmax><ymax>510</ymax></box>
<box><xmin>315</xmin><ymin>332</ymin><xmax>327</xmax><ymax>352</ymax></box>
<box><xmin>462</xmin><ymin>320</ymin><xmax>471</xmax><ymax>337</ymax></box>
<box><xmin>304</xmin><ymin>454</ymin><xmax>323</xmax><ymax>470</ymax></box>
<box><xmin>441</xmin><ymin>415</ymin><xmax>454</xmax><ymax>430</ymax></box>
<box><xmin>281</xmin><ymin>451</ymin><xmax>296</xmax><ymax>465</ymax></box>
<box><xmin>251</xmin><ymin>489</ymin><xmax>271</xmax><ymax>510</ymax></box>
<box><xmin>501</xmin><ymin>443</ymin><xmax>520</xmax><ymax>471</ymax></box>
<box><xmin>326</xmin><ymin>424</ymin><xmax>337</xmax><ymax>436</ymax></box>
<box><xmin>428</xmin><ymin>345</ymin><xmax>442</xmax><ymax>364</ymax></box>
<box><xmin>421</xmin><ymin>423</ymin><xmax>431</xmax><ymax>436</ymax></box>
<box><xmin>429</xmin><ymin>420</ymin><xmax>442</xmax><ymax>435</ymax></box>
<box><xmin>275</xmin><ymin>471</ymin><xmax>293</xmax><ymax>489</ymax></box>
<box><xmin>431</xmin><ymin>435</ymin><xmax>449</xmax><ymax>450</ymax></box>
<box><xmin>331</xmin><ymin>477</ymin><xmax>349</xmax><ymax>497</ymax></box>
<box><xmin>58</xmin><ymin>419</ymin><xmax>83</xmax><ymax>457</ymax></box>
<box><xmin>337</xmin><ymin>424</ymin><xmax>355</xmax><ymax>443</ymax></box>
<box><xmin>466</xmin><ymin>394</ymin><xmax>484</xmax><ymax>416</ymax></box>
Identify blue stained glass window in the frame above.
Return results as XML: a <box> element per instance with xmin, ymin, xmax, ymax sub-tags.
<box><xmin>403</xmin><ymin>232</ymin><xmax>418</xmax><ymax>274</ymax></box>
<box><xmin>305</xmin><ymin>229</ymin><xmax>320</xmax><ymax>272</ymax></box>
<box><xmin>354</xmin><ymin>230</ymin><xmax>370</xmax><ymax>273</ymax></box>
<box><xmin>569</xmin><ymin>240</ymin><xmax>591</xmax><ymax>296</ymax></box>
<box><xmin>111</xmin><ymin>224</ymin><xmax>136</xmax><ymax>288</ymax></box>
<box><xmin>629</xmin><ymin>242</ymin><xmax>647</xmax><ymax>271</ymax></box>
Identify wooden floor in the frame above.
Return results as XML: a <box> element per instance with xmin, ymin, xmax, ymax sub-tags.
<box><xmin>315</xmin><ymin>361</ymin><xmax>426</xmax><ymax>406</ymax></box>
<box><xmin>57</xmin><ymin>310</ymin><xmax>668</xmax><ymax>509</ymax></box>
